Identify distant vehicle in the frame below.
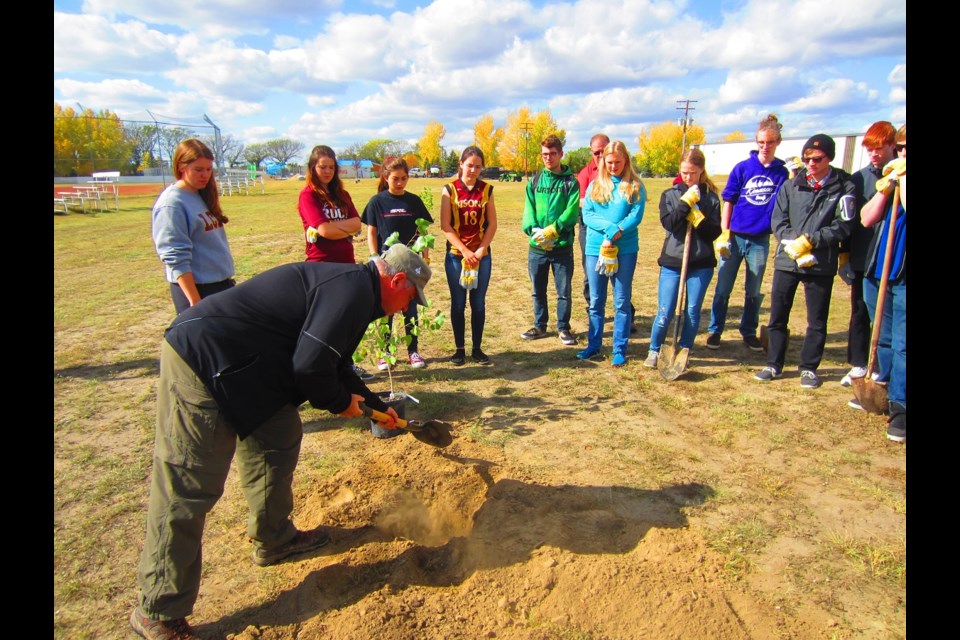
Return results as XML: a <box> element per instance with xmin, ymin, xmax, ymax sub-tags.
<box><xmin>499</xmin><ymin>171</ymin><xmax>523</xmax><ymax>182</ymax></box>
<box><xmin>429</xmin><ymin>166</ymin><xmax>441</xmax><ymax>177</ymax></box>
<box><xmin>480</xmin><ymin>166</ymin><xmax>501</xmax><ymax>180</ymax></box>
<box><xmin>409</xmin><ymin>167</ymin><xmax>424</xmax><ymax>177</ymax></box>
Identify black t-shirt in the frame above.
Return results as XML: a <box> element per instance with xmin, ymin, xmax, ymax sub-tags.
<box><xmin>361</xmin><ymin>191</ymin><xmax>433</xmax><ymax>251</ymax></box>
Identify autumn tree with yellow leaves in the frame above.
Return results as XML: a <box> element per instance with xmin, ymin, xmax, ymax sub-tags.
<box><xmin>473</xmin><ymin>114</ymin><xmax>503</xmax><ymax>167</ymax></box>
<box><xmin>634</xmin><ymin>121</ymin><xmax>706</xmax><ymax>177</ymax></box>
<box><xmin>54</xmin><ymin>102</ymin><xmax>132</xmax><ymax>176</ymax></box>
<box><xmin>417</xmin><ymin>121</ymin><xmax>446</xmax><ymax>169</ymax></box>
<box><xmin>496</xmin><ymin>107</ymin><xmax>565</xmax><ymax>175</ymax></box>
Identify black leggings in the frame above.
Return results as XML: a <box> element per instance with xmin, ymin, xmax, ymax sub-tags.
<box><xmin>170</xmin><ymin>278</ymin><xmax>236</xmax><ymax>314</ymax></box>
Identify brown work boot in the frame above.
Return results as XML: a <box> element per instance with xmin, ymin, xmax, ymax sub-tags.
<box><xmin>129</xmin><ymin>607</ymin><xmax>198</xmax><ymax>640</ymax></box>
<box><xmin>252</xmin><ymin>527</ymin><xmax>331</xmax><ymax>567</ymax></box>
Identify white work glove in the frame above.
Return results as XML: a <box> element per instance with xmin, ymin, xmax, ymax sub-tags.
<box><xmin>595</xmin><ymin>245</ymin><xmax>619</xmax><ymax>277</ymax></box>
<box><xmin>459</xmin><ymin>259</ymin><xmax>478</xmax><ymax>290</ymax></box>
<box><xmin>680</xmin><ymin>184</ymin><xmax>700</xmax><ymax>208</ymax></box>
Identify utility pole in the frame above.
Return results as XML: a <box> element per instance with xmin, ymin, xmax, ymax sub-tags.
<box><xmin>520</xmin><ymin>121</ymin><xmax>534</xmax><ymax>179</ymax></box>
<box><xmin>676</xmin><ymin>99</ymin><xmax>698</xmax><ymax>155</ymax></box>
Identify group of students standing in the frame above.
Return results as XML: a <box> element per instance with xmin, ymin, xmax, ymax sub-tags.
<box><xmin>513</xmin><ymin>119</ymin><xmax>906</xmax><ymax>444</ymax></box>
<box><xmin>150</xmin><ymin>120</ymin><xmax>906</xmax><ymax>445</ymax></box>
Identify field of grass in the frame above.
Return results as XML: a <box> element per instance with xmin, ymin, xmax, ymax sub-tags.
<box><xmin>53</xmin><ymin>174</ymin><xmax>905</xmax><ymax>640</ymax></box>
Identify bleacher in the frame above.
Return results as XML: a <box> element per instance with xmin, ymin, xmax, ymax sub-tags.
<box><xmin>218</xmin><ymin>169</ymin><xmax>265</xmax><ymax>196</ymax></box>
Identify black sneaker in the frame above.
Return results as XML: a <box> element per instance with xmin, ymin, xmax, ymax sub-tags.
<box><xmin>799</xmin><ymin>370</ymin><xmax>821</xmax><ymax>389</ymax></box>
<box><xmin>129</xmin><ymin>607</ymin><xmax>198</xmax><ymax>640</ymax></box>
<box><xmin>558</xmin><ymin>329</ymin><xmax>578</xmax><ymax>345</ymax></box>
<box><xmin>742</xmin><ymin>335</ymin><xmax>763</xmax><ymax>352</ymax></box>
<box><xmin>706</xmin><ymin>333</ymin><xmax>721</xmax><ymax>349</ymax></box>
<box><xmin>520</xmin><ymin>326</ymin><xmax>547</xmax><ymax>340</ymax></box>
<box><xmin>472</xmin><ymin>349</ymin><xmax>491</xmax><ymax>365</ymax></box>
<box><xmin>449</xmin><ymin>350</ymin><xmax>466</xmax><ymax>366</ymax></box>
<box><xmin>352</xmin><ymin>364</ymin><xmax>375</xmax><ymax>381</ymax></box>
<box><xmin>887</xmin><ymin>403</ymin><xmax>906</xmax><ymax>443</ymax></box>
<box><xmin>754</xmin><ymin>366</ymin><xmax>781</xmax><ymax>381</ymax></box>
<box><xmin>252</xmin><ymin>528</ymin><xmax>331</xmax><ymax>567</ymax></box>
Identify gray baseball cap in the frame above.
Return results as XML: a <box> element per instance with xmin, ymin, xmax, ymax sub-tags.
<box><xmin>382</xmin><ymin>244</ymin><xmax>431</xmax><ymax>306</ymax></box>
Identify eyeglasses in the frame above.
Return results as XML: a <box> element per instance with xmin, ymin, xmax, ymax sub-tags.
<box><xmin>541</xmin><ymin>151</ymin><xmax>560</xmax><ymax>158</ymax></box>
<box><xmin>592</xmin><ymin>150</ymin><xmax>603</xmax><ymax>157</ymax></box>
<box><xmin>756</xmin><ymin>140</ymin><xmax>778</xmax><ymax>146</ymax></box>
<box><xmin>895</xmin><ymin>143</ymin><xmax>906</xmax><ymax>152</ymax></box>
<box><xmin>803</xmin><ymin>155</ymin><xmax>827</xmax><ymax>164</ymax></box>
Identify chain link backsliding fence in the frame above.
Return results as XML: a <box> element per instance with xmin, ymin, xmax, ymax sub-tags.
<box><xmin>53</xmin><ymin>111</ymin><xmax>223</xmax><ymax>183</ymax></box>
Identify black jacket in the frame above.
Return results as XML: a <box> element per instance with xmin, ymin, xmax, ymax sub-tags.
<box><xmin>771</xmin><ymin>168</ymin><xmax>856</xmax><ymax>276</ymax></box>
<box><xmin>657</xmin><ymin>183</ymin><xmax>722</xmax><ymax>271</ymax></box>
<box><xmin>165</xmin><ymin>261</ymin><xmax>389</xmax><ymax>438</ymax></box>
<box><xmin>844</xmin><ymin>163</ymin><xmax>883</xmax><ymax>271</ymax></box>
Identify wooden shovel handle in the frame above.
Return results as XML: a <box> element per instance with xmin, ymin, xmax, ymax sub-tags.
<box><xmin>865</xmin><ymin>183</ymin><xmax>900</xmax><ymax>378</ymax></box>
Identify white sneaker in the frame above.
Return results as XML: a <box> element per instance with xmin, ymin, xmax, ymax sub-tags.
<box><xmin>643</xmin><ymin>351</ymin><xmax>658</xmax><ymax>368</ymax></box>
<box><xmin>377</xmin><ymin>358</ymin><xmax>389</xmax><ymax>371</ymax></box>
<box><xmin>839</xmin><ymin>366</ymin><xmax>867</xmax><ymax>387</ymax></box>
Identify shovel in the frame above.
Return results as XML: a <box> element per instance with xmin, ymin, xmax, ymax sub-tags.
<box><xmin>852</xmin><ymin>183</ymin><xmax>901</xmax><ymax>415</ymax></box>
<box><xmin>659</xmin><ymin>221</ymin><xmax>693</xmax><ymax>381</ymax></box>
<box><xmin>359</xmin><ymin>403</ymin><xmax>454</xmax><ymax>448</ymax></box>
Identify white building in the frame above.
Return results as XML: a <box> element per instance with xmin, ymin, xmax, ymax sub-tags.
<box><xmin>699</xmin><ymin>134</ymin><xmax>875</xmax><ymax>177</ymax></box>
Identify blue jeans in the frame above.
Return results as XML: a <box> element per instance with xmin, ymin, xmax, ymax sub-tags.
<box><xmin>708</xmin><ymin>233</ymin><xmax>769</xmax><ymax>337</ymax></box>
<box><xmin>527</xmin><ymin>248</ymin><xmax>573</xmax><ymax>331</ymax></box>
<box><xmin>649</xmin><ymin>266</ymin><xmax>714</xmax><ymax>352</ymax></box>
<box><xmin>584</xmin><ymin>252</ymin><xmax>637</xmax><ymax>355</ymax></box>
<box><xmin>862</xmin><ymin>276</ymin><xmax>906</xmax><ymax>408</ymax></box>
<box><xmin>445</xmin><ymin>251</ymin><xmax>492</xmax><ymax>350</ymax></box>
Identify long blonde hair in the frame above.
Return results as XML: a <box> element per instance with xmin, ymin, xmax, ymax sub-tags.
<box><xmin>680</xmin><ymin>148</ymin><xmax>719</xmax><ymax>195</ymax></box>
<box><xmin>589</xmin><ymin>141</ymin><xmax>644</xmax><ymax>205</ymax></box>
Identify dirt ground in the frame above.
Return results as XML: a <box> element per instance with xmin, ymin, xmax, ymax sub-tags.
<box><xmin>53</xmin><ymin>179</ymin><xmax>906</xmax><ymax>639</ymax></box>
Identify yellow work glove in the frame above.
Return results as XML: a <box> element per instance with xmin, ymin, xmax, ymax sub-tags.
<box><xmin>595</xmin><ymin>245</ymin><xmax>619</xmax><ymax>277</ymax></box>
<box><xmin>680</xmin><ymin>184</ymin><xmax>700</xmax><ymax>208</ymax></box>
<box><xmin>837</xmin><ymin>252</ymin><xmax>854</xmax><ymax>284</ymax></box>
<box><xmin>785</xmin><ymin>156</ymin><xmax>803</xmax><ymax>179</ymax></box>
<box><xmin>796</xmin><ymin>253</ymin><xmax>818</xmax><ymax>268</ymax></box>
<box><xmin>714</xmin><ymin>229</ymin><xmax>731</xmax><ymax>259</ymax></box>
<box><xmin>686</xmin><ymin>204</ymin><xmax>705</xmax><ymax>228</ymax></box>
<box><xmin>876</xmin><ymin>157</ymin><xmax>906</xmax><ymax>193</ymax></box>
<box><xmin>782</xmin><ymin>235</ymin><xmax>813</xmax><ymax>261</ymax></box>
<box><xmin>459</xmin><ymin>259</ymin><xmax>478</xmax><ymax>290</ymax></box>
<box><xmin>305</xmin><ymin>226</ymin><xmax>320</xmax><ymax>243</ymax></box>
<box><xmin>532</xmin><ymin>225</ymin><xmax>558</xmax><ymax>250</ymax></box>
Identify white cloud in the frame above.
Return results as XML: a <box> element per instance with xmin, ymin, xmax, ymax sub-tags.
<box><xmin>887</xmin><ymin>63</ymin><xmax>906</xmax><ymax>84</ymax></box>
<box><xmin>307</xmin><ymin>96</ymin><xmax>337</xmax><ymax>107</ymax></box>
<box><xmin>784</xmin><ymin>78</ymin><xmax>876</xmax><ymax>113</ymax></box>
<box><xmin>715</xmin><ymin>67</ymin><xmax>804</xmax><ymax>106</ymax></box>
<box><xmin>242</xmin><ymin>125</ymin><xmax>278</xmax><ymax>142</ymax></box>
<box><xmin>80</xmin><ymin>0</ymin><xmax>340</xmax><ymax>37</ymax></box>
<box><xmin>54</xmin><ymin>12</ymin><xmax>178</xmax><ymax>73</ymax></box>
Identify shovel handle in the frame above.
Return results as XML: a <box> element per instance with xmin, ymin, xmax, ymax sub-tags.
<box><xmin>358</xmin><ymin>403</ymin><xmax>409</xmax><ymax>429</ymax></box>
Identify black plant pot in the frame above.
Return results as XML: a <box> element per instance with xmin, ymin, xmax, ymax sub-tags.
<box><xmin>370</xmin><ymin>391</ymin><xmax>408</xmax><ymax>439</ymax></box>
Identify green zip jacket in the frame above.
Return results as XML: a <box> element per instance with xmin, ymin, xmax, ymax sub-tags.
<box><xmin>522</xmin><ymin>165</ymin><xmax>580</xmax><ymax>252</ymax></box>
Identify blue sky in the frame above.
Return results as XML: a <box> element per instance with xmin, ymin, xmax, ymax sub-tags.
<box><xmin>54</xmin><ymin>0</ymin><xmax>906</xmax><ymax>161</ymax></box>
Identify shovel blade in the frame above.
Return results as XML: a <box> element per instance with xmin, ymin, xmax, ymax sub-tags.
<box><xmin>851</xmin><ymin>378</ymin><xmax>889</xmax><ymax>415</ymax></box>
<box><xmin>404</xmin><ymin>420</ymin><xmax>454</xmax><ymax>448</ymax></box>
<box><xmin>658</xmin><ymin>346</ymin><xmax>689</xmax><ymax>381</ymax></box>
<box><xmin>758</xmin><ymin>326</ymin><xmax>789</xmax><ymax>355</ymax></box>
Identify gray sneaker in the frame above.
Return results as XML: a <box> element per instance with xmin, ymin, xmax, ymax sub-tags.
<box><xmin>799</xmin><ymin>370</ymin><xmax>821</xmax><ymax>389</ymax></box>
<box><xmin>643</xmin><ymin>351</ymin><xmax>659</xmax><ymax>368</ymax></box>
<box><xmin>754</xmin><ymin>366</ymin><xmax>782</xmax><ymax>381</ymax></box>
<box><xmin>520</xmin><ymin>326</ymin><xmax>547</xmax><ymax>340</ymax></box>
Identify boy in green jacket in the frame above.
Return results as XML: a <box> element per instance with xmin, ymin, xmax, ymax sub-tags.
<box><xmin>520</xmin><ymin>134</ymin><xmax>581</xmax><ymax>345</ymax></box>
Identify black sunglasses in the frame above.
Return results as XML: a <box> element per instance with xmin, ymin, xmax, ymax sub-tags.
<box><xmin>895</xmin><ymin>143</ymin><xmax>906</xmax><ymax>152</ymax></box>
